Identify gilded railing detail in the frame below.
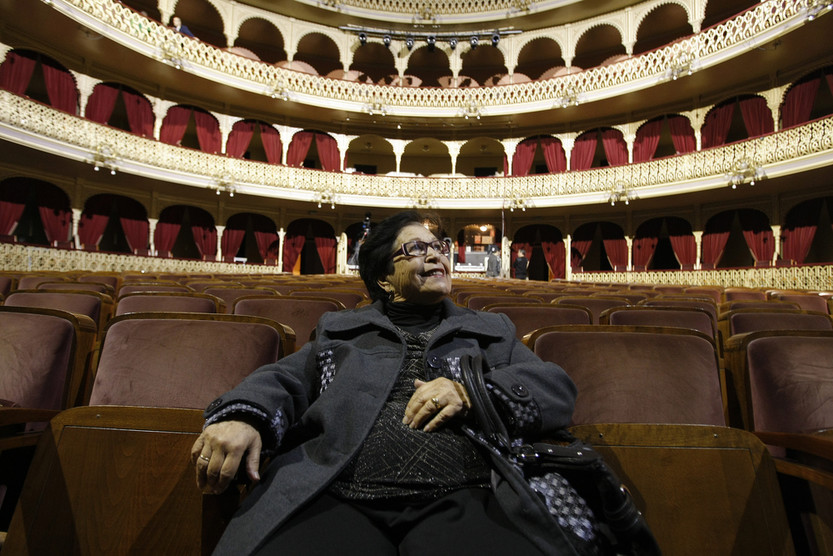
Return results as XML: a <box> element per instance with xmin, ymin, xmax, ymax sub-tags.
<box><xmin>54</xmin><ymin>0</ymin><xmax>809</xmax><ymax>113</ymax></box>
<box><xmin>2</xmin><ymin>91</ymin><xmax>832</xmax><ymax>205</ymax></box>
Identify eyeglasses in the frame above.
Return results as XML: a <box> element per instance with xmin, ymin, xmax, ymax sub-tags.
<box><xmin>391</xmin><ymin>239</ymin><xmax>450</xmax><ymax>259</ymax></box>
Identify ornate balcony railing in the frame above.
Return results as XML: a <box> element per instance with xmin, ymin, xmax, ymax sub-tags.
<box><xmin>51</xmin><ymin>0</ymin><xmax>812</xmax><ymax>116</ymax></box>
<box><xmin>2</xmin><ymin>242</ymin><xmax>831</xmax><ymax>291</ymax></box>
<box><xmin>2</xmin><ymin>90</ymin><xmax>833</xmax><ymax>208</ymax></box>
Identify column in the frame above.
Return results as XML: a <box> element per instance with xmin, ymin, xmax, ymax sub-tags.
<box><xmin>216</xmin><ymin>225</ymin><xmax>225</xmax><ymax>262</ymax></box>
<box><xmin>152</xmin><ymin>100</ymin><xmax>175</xmax><ymax>141</ymax></box>
<box><xmin>446</xmin><ymin>141</ymin><xmax>462</xmax><ymax>175</ymax></box>
<box><xmin>218</xmin><ymin>116</ymin><xmax>233</xmax><ymax>155</ymax></box>
<box><xmin>502</xmin><ymin>138</ymin><xmax>519</xmax><ymax>175</ymax></box>
<box><xmin>277</xmin><ymin>228</ymin><xmax>286</xmax><ymax>272</ymax></box>
<box><xmin>336</xmin><ymin>134</ymin><xmax>356</xmax><ymax>171</ymax></box>
<box><xmin>561</xmin><ymin>135</ymin><xmax>575</xmax><ymax>171</ymax></box>
<box><xmin>693</xmin><ymin>230</ymin><xmax>703</xmax><ymax>270</ymax></box>
<box><xmin>390</xmin><ymin>139</ymin><xmax>407</xmax><ymax>173</ymax></box>
<box><xmin>625</xmin><ymin>236</ymin><xmax>633</xmax><ymax>271</ymax></box>
<box><xmin>277</xmin><ymin>125</ymin><xmax>301</xmax><ymax>166</ymax></box>
<box><xmin>72</xmin><ymin>208</ymin><xmax>82</xmax><ymax>250</ymax></box>
<box><xmin>771</xmin><ymin>225</ymin><xmax>781</xmax><ymax>265</ymax></box>
<box><xmin>73</xmin><ymin>73</ymin><xmax>99</xmax><ymax>118</ymax></box>
<box><xmin>337</xmin><ymin>232</ymin><xmax>348</xmax><ymax>274</ymax></box>
<box><xmin>565</xmin><ymin>234</ymin><xmax>572</xmax><ymax>281</ymax></box>
<box><xmin>501</xmin><ymin>235</ymin><xmax>511</xmax><ymax>278</ymax></box>
<box><xmin>148</xmin><ymin>218</ymin><xmax>158</xmax><ymax>256</ymax></box>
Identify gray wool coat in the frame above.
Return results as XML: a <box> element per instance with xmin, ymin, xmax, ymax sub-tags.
<box><xmin>205</xmin><ymin>298</ymin><xmax>580</xmax><ymax>555</ymax></box>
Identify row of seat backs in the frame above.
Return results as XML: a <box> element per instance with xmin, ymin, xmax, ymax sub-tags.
<box><xmin>3</xmin><ymin>318</ymin><xmax>799</xmax><ymax>555</ymax></box>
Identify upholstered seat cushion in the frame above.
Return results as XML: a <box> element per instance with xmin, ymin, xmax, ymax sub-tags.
<box><xmin>0</xmin><ymin>312</ymin><xmax>74</xmax><ymax>409</ymax></box>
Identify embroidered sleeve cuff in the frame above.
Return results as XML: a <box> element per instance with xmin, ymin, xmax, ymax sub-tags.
<box><xmin>486</xmin><ymin>382</ymin><xmax>541</xmax><ymax>436</ymax></box>
<box><xmin>204</xmin><ymin>402</ymin><xmax>287</xmax><ymax>453</ymax></box>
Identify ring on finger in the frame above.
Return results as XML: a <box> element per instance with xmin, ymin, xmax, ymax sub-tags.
<box><xmin>431</xmin><ymin>396</ymin><xmax>441</xmax><ymax>410</ymax></box>
<box><xmin>199</xmin><ymin>454</ymin><xmax>210</xmax><ymax>462</ymax></box>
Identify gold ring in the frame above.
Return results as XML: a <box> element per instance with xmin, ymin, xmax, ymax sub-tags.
<box><xmin>431</xmin><ymin>397</ymin><xmax>441</xmax><ymax>410</ymax></box>
<box><xmin>199</xmin><ymin>454</ymin><xmax>210</xmax><ymax>462</ymax></box>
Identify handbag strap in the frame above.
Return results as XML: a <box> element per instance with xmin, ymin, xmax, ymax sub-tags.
<box><xmin>458</xmin><ymin>353</ymin><xmax>513</xmax><ymax>452</ymax></box>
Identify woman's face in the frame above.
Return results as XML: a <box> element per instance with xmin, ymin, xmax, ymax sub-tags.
<box><xmin>379</xmin><ymin>223</ymin><xmax>452</xmax><ymax>305</ymax></box>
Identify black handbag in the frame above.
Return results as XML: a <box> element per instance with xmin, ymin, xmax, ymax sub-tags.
<box><xmin>458</xmin><ymin>354</ymin><xmax>661</xmax><ymax>556</ymax></box>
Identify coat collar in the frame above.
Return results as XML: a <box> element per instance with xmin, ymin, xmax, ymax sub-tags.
<box><xmin>324</xmin><ymin>297</ymin><xmax>505</xmax><ymax>342</ymax></box>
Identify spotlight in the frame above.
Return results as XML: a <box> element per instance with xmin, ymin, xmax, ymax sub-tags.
<box><xmin>427</xmin><ymin>35</ymin><xmax>436</xmax><ymax>51</ymax></box>
<box><xmin>448</xmin><ymin>37</ymin><xmax>458</xmax><ymax>50</ymax></box>
<box><xmin>406</xmin><ymin>36</ymin><xmax>414</xmax><ymax>50</ymax></box>
<box><xmin>491</xmin><ymin>31</ymin><xmax>500</xmax><ymax>47</ymax></box>
<box><xmin>469</xmin><ymin>35</ymin><xmax>479</xmax><ymax>48</ymax></box>
<box><xmin>358</xmin><ymin>32</ymin><xmax>367</xmax><ymax>46</ymax></box>
<box><xmin>383</xmin><ymin>34</ymin><xmax>391</xmax><ymax>48</ymax></box>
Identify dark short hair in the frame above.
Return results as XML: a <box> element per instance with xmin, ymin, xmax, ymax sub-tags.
<box><xmin>359</xmin><ymin>211</ymin><xmax>439</xmax><ymax>302</ymax></box>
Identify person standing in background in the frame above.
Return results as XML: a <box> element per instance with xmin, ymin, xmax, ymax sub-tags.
<box><xmin>485</xmin><ymin>245</ymin><xmax>501</xmax><ymax>278</ymax></box>
<box><xmin>170</xmin><ymin>16</ymin><xmax>195</xmax><ymax>37</ymax></box>
<box><xmin>514</xmin><ymin>249</ymin><xmax>529</xmax><ymax>280</ymax></box>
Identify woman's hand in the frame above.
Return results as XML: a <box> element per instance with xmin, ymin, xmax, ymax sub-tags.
<box><xmin>191</xmin><ymin>420</ymin><xmax>262</xmax><ymax>494</ymax></box>
<box><xmin>403</xmin><ymin>377</ymin><xmax>471</xmax><ymax>432</ymax></box>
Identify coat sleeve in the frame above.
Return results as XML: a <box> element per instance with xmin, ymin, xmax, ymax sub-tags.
<box><xmin>480</xmin><ymin>312</ymin><xmax>577</xmax><ymax>437</ymax></box>
<box><xmin>202</xmin><ymin>341</ymin><xmax>320</xmax><ymax>451</ymax></box>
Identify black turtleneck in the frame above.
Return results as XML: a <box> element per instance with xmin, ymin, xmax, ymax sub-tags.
<box><xmin>383</xmin><ymin>300</ymin><xmax>445</xmax><ymax>334</ymax></box>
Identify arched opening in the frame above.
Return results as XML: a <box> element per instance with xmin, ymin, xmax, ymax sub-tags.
<box><xmin>284</xmin><ymin>218</ymin><xmax>336</xmax><ymax>274</ymax></box>
<box><xmin>0</xmin><ymin>177</ymin><xmax>70</xmax><ymax>246</ymax></box>
<box><xmin>235</xmin><ymin>18</ymin><xmax>286</xmax><ymax>63</ymax></box>
<box><xmin>512</xmin><ymin>224</ymin><xmax>565</xmax><ymax>280</ymax></box>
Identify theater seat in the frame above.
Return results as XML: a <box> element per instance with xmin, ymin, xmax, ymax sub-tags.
<box><xmin>4</xmin><ymin>407</ymin><xmax>233</xmax><ymax>555</ymax></box>
<box><xmin>485</xmin><ymin>303</ymin><xmax>592</xmax><ymax>340</ymax></box>
<box><xmin>466</xmin><ymin>295</ymin><xmax>541</xmax><ymax>311</ymax></box>
<box><xmin>233</xmin><ymin>296</ymin><xmax>344</xmax><ymax>351</ymax></box>
<box><xmin>115</xmin><ymin>292</ymin><xmax>224</xmax><ymax>315</ymax></box>
<box><xmin>570</xmin><ymin>423</ymin><xmax>794</xmax><ymax>555</ymax></box>
<box><xmin>601</xmin><ymin>305</ymin><xmax>716</xmax><ymax>340</ymax></box>
<box><xmin>4</xmin><ymin>290</ymin><xmax>112</xmax><ymax>333</ymax></box>
<box><xmin>87</xmin><ymin>312</ymin><xmax>294</xmax><ymax>408</ymax></box>
<box><xmin>203</xmin><ymin>286</ymin><xmax>277</xmax><ymax>314</ymax></box>
<box><xmin>526</xmin><ymin>325</ymin><xmax>725</xmax><ymax>426</ymax></box>
<box><xmin>553</xmin><ymin>296</ymin><xmax>630</xmax><ymax>324</ymax></box>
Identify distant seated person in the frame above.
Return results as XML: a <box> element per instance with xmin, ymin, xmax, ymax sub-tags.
<box><xmin>170</xmin><ymin>16</ymin><xmax>194</xmax><ymax>37</ymax></box>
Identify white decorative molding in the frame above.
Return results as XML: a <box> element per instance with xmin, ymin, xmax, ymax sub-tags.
<box><xmin>1</xmin><ymin>91</ymin><xmax>832</xmax><ymax>209</ymax></box>
<box><xmin>42</xmin><ymin>0</ymin><xmax>815</xmax><ymax>118</ymax></box>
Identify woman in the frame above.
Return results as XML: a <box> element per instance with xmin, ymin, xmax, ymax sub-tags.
<box><xmin>192</xmin><ymin>211</ymin><xmax>596</xmax><ymax>555</ymax></box>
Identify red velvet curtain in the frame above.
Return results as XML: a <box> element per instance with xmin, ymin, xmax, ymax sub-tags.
<box><xmin>701</xmin><ymin>232</ymin><xmax>730</xmax><ymax>268</ymax></box>
<box><xmin>540</xmin><ymin>137</ymin><xmax>566</xmax><ymax>173</ymax></box>
<box><xmin>781</xmin><ymin>226</ymin><xmax>816</xmax><ymax>264</ymax></box>
<box><xmin>570</xmin><ymin>239</ymin><xmax>593</xmax><ymax>270</ymax></box>
<box><xmin>316</xmin><ymin>134</ymin><xmax>340</xmax><ymax>171</ymax></box>
<box><xmin>85</xmin><ymin>84</ymin><xmax>120</xmax><ymax>124</ymax></box>
<box><xmin>38</xmin><ymin>207</ymin><xmax>71</xmax><ymax>245</ymax></box>
<box><xmin>702</xmin><ymin>104</ymin><xmax>734</xmax><ymax>148</ymax></box>
<box><xmin>286</xmin><ymin>131</ymin><xmax>314</xmax><ymax>166</ymax></box>
<box><xmin>781</xmin><ymin>78</ymin><xmax>820</xmax><ymax>128</ymax></box>
<box><xmin>77</xmin><ymin>213</ymin><xmax>109</xmax><ymax>249</ymax></box>
<box><xmin>668</xmin><ymin>115</ymin><xmax>696</xmax><ymax>154</ymax></box>
<box><xmin>160</xmin><ymin>106</ymin><xmax>191</xmax><ymax>145</ymax></box>
<box><xmin>456</xmin><ymin>240</ymin><xmax>465</xmax><ymax>264</ymax></box>
<box><xmin>120</xmin><ymin>218</ymin><xmax>149</xmax><ymax>253</ymax></box>
<box><xmin>542</xmin><ymin>240</ymin><xmax>566</xmax><ymax>279</ymax></box>
<box><xmin>0</xmin><ymin>51</ymin><xmax>37</xmax><ymax>95</ymax></box>
<box><xmin>0</xmin><ymin>200</ymin><xmax>25</xmax><ymax>235</ymax></box>
<box><xmin>512</xmin><ymin>140</ymin><xmax>537</xmax><ymax>176</ymax></box>
<box><xmin>601</xmin><ymin>129</ymin><xmax>628</xmax><ymax>166</ymax></box>
<box><xmin>503</xmin><ymin>154</ymin><xmax>509</xmax><ymax>176</ymax></box>
<box><xmin>42</xmin><ymin>64</ymin><xmax>77</xmax><ymax>114</ymax></box>
<box><xmin>282</xmin><ymin>233</ymin><xmax>306</xmax><ymax>272</ymax></box>
<box><xmin>154</xmin><ymin>222</ymin><xmax>180</xmax><ymax>255</ymax></box>
<box><xmin>603</xmin><ymin>238</ymin><xmax>628</xmax><ymax>270</ymax></box>
<box><xmin>254</xmin><ymin>231</ymin><xmax>278</xmax><ymax>260</ymax></box>
<box><xmin>192</xmin><ymin>225</ymin><xmax>217</xmax><ymax>260</ymax></box>
<box><xmin>226</xmin><ymin>121</ymin><xmax>256</xmax><ymax>158</ymax></box>
<box><xmin>739</xmin><ymin>96</ymin><xmax>774</xmax><ymax>137</ymax></box>
<box><xmin>669</xmin><ymin>235</ymin><xmax>696</xmax><ymax>268</ymax></box>
<box><xmin>634</xmin><ymin>119</ymin><xmax>662</xmax><ymax>162</ymax></box>
<box><xmin>314</xmin><ymin>236</ymin><xmax>337</xmax><ymax>273</ymax></box>
<box><xmin>260</xmin><ymin>124</ymin><xmax>282</xmax><ymax>164</ymax></box>
<box><xmin>741</xmin><ymin>228</ymin><xmax>774</xmax><ymax>265</ymax></box>
<box><xmin>632</xmin><ymin>237</ymin><xmax>657</xmax><ymax>269</ymax></box>
<box><xmin>121</xmin><ymin>90</ymin><xmax>154</xmax><ymax>137</ymax></box>
<box><xmin>570</xmin><ymin>133</ymin><xmax>596</xmax><ymax>170</ymax></box>
<box><xmin>193</xmin><ymin>111</ymin><xmax>221</xmax><ymax>154</ymax></box>
<box><xmin>220</xmin><ymin>228</ymin><xmax>245</xmax><ymax>260</ymax></box>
